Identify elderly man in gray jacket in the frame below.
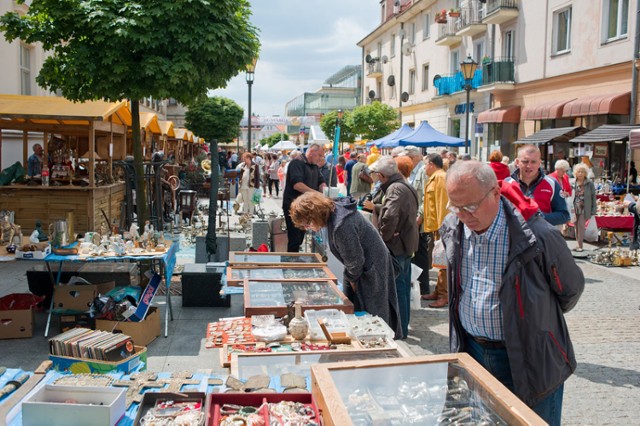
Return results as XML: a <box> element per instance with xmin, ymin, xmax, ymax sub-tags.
<box><xmin>440</xmin><ymin>161</ymin><xmax>584</xmax><ymax>426</ymax></box>
<box><xmin>363</xmin><ymin>155</ymin><xmax>418</xmax><ymax>340</ymax></box>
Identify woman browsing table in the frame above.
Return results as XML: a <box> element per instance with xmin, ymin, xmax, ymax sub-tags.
<box><xmin>572</xmin><ymin>163</ymin><xmax>597</xmax><ymax>251</ymax></box>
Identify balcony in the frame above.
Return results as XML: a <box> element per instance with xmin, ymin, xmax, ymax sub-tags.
<box><xmin>456</xmin><ymin>2</ymin><xmax>487</xmax><ymax>37</ymax></box>
<box><xmin>435</xmin><ymin>20</ymin><xmax>462</xmax><ymax>47</ymax></box>
<box><xmin>366</xmin><ymin>62</ymin><xmax>383</xmax><ymax>78</ymax></box>
<box><xmin>482</xmin><ymin>0</ymin><xmax>519</xmax><ymax>25</ymax></box>
<box><xmin>433</xmin><ymin>69</ymin><xmax>483</xmax><ymax>97</ymax></box>
<box><xmin>477</xmin><ymin>58</ymin><xmax>515</xmax><ymax>92</ymax></box>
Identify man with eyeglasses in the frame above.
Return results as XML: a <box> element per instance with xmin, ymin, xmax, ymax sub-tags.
<box><xmin>440</xmin><ymin>160</ymin><xmax>584</xmax><ymax>426</ymax></box>
<box><xmin>507</xmin><ymin>144</ymin><xmax>569</xmax><ymax>225</ymax></box>
<box><xmin>420</xmin><ymin>153</ymin><xmax>449</xmax><ymax>308</ymax></box>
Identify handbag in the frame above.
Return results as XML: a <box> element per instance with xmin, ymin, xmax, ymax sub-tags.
<box><xmin>359</xmin><ymin>169</ymin><xmax>373</xmax><ymax>184</ymax></box>
<box><xmin>251</xmin><ymin>188</ymin><xmax>263</xmax><ymax>204</ymax></box>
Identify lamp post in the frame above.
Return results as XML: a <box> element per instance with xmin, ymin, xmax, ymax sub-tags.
<box><xmin>460</xmin><ymin>55</ymin><xmax>478</xmax><ymax>155</ymax></box>
<box><xmin>245</xmin><ymin>57</ymin><xmax>258</xmax><ymax>152</ymax></box>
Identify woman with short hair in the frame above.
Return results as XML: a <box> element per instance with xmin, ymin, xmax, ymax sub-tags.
<box><xmin>572</xmin><ymin>163</ymin><xmax>597</xmax><ymax>252</ymax></box>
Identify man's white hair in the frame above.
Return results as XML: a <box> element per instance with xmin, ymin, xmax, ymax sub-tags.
<box><xmin>370</xmin><ymin>155</ymin><xmax>398</xmax><ymax>177</ymax></box>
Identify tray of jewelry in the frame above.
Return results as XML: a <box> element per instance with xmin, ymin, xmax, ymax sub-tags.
<box><xmin>207</xmin><ymin>392</ymin><xmax>320</xmax><ymax>426</ymax></box>
<box><xmin>229</xmin><ymin>251</ymin><xmax>325</xmax><ymax>266</ymax></box>
<box><xmin>205</xmin><ymin>317</ymin><xmax>255</xmax><ymax>349</ymax></box>
<box><xmin>227</xmin><ymin>265</ymin><xmax>337</xmax><ymax>286</ymax></box>
<box><xmin>134</xmin><ymin>392</ymin><xmax>207</xmax><ymax>426</ymax></box>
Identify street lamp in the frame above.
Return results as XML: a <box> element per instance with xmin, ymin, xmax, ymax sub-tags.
<box><xmin>245</xmin><ymin>57</ymin><xmax>258</xmax><ymax>152</ymax></box>
<box><xmin>460</xmin><ymin>55</ymin><xmax>478</xmax><ymax>155</ymax></box>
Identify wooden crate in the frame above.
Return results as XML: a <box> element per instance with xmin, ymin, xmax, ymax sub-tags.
<box><xmin>226</xmin><ymin>265</ymin><xmax>337</xmax><ymax>287</ymax></box>
<box><xmin>228</xmin><ymin>251</ymin><xmax>325</xmax><ymax>266</ymax></box>
<box><xmin>311</xmin><ymin>353</ymin><xmax>546</xmax><ymax>426</ymax></box>
<box><xmin>243</xmin><ymin>280</ymin><xmax>354</xmax><ymax>317</ymax></box>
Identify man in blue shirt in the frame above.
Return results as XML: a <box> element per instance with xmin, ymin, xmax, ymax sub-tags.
<box><xmin>27</xmin><ymin>144</ymin><xmax>44</xmax><ymax>177</ymax></box>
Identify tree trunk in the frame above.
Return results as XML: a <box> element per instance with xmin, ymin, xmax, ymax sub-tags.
<box><xmin>206</xmin><ymin>139</ymin><xmax>219</xmax><ymax>258</ymax></box>
<box><xmin>131</xmin><ymin>100</ymin><xmax>148</xmax><ymax>225</ymax></box>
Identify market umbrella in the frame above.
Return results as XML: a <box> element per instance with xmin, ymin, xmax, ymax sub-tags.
<box><xmin>272</xmin><ymin>140</ymin><xmax>297</xmax><ymax>150</ymax></box>
<box><xmin>372</xmin><ymin>124</ymin><xmax>415</xmax><ymax>148</ymax></box>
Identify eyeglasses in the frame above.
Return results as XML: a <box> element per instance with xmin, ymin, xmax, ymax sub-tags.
<box><xmin>446</xmin><ymin>188</ymin><xmax>495</xmax><ymax>215</ymax></box>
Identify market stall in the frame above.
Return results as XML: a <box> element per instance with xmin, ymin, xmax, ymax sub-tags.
<box><xmin>0</xmin><ymin>95</ymin><xmax>131</xmax><ymax>234</ymax></box>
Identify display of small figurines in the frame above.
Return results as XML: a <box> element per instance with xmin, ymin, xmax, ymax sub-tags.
<box><xmin>31</xmin><ymin>220</ymin><xmax>48</xmax><ymax>242</ymax></box>
<box><xmin>0</xmin><ymin>214</ymin><xmax>18</xmax><ymax>246</ymax></box>
<box><xmin>590</xmin><ymin>248</ymin><xmax>638</xmax><ymax>267</ymax></box>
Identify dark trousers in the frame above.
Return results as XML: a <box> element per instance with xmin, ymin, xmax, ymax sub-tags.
<box><xmin>268</xmin><ymin>178</ymin><xmax>280</xmax><ymax>196</ymax></box>
<box><xmin>395</xmin><ymin>254</ymin><xmax>412</xmax><ymax>339</ymax></box>
<box><xmin>284</xmin><ymin>204</ymin><xmax>305</xmax><ymax>252</ymax></box>
<box><xmin>412</xmin><ymin>232</ymin><xmax>431</xmax><ymax>293</ymax></box>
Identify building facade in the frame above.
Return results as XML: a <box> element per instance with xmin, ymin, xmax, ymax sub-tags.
<box><xmin>359</xmin><ymin>0</ymin><xmax>639</xmax><ymax>171</ymax></box>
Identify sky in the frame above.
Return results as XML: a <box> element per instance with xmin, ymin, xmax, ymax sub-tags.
<box><xmin>209</xmin><ymin>0</ymin><xmax>380</xmax><ymax>118</ymax></box>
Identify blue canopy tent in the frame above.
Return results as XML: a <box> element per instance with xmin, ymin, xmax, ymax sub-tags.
<box><xmin>398</xmin><ymin>121</ymin><xmax>465</xmax><ymax>147</ymax></box>
<box><xmin>370</xmin><ymin>123</ymin><xmax>415</xmax><ymax>148</ymax></box>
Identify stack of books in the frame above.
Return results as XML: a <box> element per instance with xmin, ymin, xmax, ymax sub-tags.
<box><xmin>49</xmin><ymin>328</ymin><xmax>135</xmax><ymax>361</ymax></box>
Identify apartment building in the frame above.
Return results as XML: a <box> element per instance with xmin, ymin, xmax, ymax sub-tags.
<box><xmin>359</xmin><ymin>0</ymin><xmax>638</xmax><ymax>171</ymax></box>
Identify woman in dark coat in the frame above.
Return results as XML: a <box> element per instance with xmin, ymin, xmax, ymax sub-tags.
<box><xmin>289</xmin><ymin>192</ymin><xmax>402</xmax><ymax>339</ymax></box>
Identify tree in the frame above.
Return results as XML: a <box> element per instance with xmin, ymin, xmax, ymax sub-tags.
<box><xmin>350</xmin><ymin>101</ymin><xmax>399</xmax><ymax>140</ymax></box>
<box><xmin>1</xmin><ymin>0</ymin><xmax>259</xmax><ymax>229</ymax></box>
<box><xmin>185</xmin><ymin>97</ymin><xmax>244</xmax><ymax>143</ymax></box>
<box><xmin>320</xmin><ymin>110</ymin><xmax>355</xmax><ymax>144</ymax></box>
<box><xmin>261</xmin><ymin>132</ymin><xmax>290</xmax><ymax>147</ymax></box>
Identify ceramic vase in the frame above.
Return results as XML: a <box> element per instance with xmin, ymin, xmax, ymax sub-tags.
<box><xmin>288</xmin><ymin>301</ymin><xmax>309</xmax><ymax>340</ymax></box>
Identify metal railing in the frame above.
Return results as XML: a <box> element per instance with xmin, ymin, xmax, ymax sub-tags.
<box><xmin>367</xmin><ymin>62</ymin><xmax>383</xmax><ymax>75</ymax></box>
<box><xmin>456</xmin><ymin>1</ymin><xmax>485</xmax><ymax>31</ymax></box>
<box><xmin>481</xmin><ymin>57</ymin><xmax>515</xmax><ymax>85</ymax></box>
<box><xmin>437</xmin><ymin>20</ymin><xmax>459</xmax><ymax>41</ymax></box>
<box><xmin>486</xmin><ymin>0</ymin><xmax>518</xmax><ymax>16</ymax></box>
<box><xmin>434</xmin><ymin>69</ymin><xmax>483</xmax><ymax>96</ymax></box>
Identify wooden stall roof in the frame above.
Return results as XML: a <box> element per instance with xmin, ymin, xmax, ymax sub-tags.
<box><xmin>0</xmin><ymin>94</ymin><xmax>132</xmax><ymax>128</ymax></box>
<box><xmin>139</xmin><ymin>112</ymin><xmax>162</xmax><ymax>135</ymax></box>
<box><xmin>158</xmin><ymin>120</ymin><xmax>175</xmax><ymax>137</ymax></box>
<box><xmin>174</xmin><ymin>128</ymin><xmax>193</xmax><ymax>142</ymax></box>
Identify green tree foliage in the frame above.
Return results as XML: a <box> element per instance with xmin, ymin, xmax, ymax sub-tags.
<box><xmin>1</xmin><ymin>0</ymin><xmax>260</xmax><ymax>228</ymax></box>
<box><xmin>185</xmin><ymin>97</ymin><xmax>243</xmax><ymax>143</ymax></box>
<box><xmin>261</xmin><ymin>132</ymin><xmax>290</xmax><ymax>147</ymax></box>
<box><xmin>350</xmin><ymin>101</ymin><xmax>399</xmax><ymax>140</ymax></box>
<box><xmin>320</xmin><ymin>110</ymin><xmax>355</xmax><ymax>144</ymax></box>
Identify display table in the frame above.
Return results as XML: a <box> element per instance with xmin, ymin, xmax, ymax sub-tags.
<box><xmin>38</xmin><ymin>241</ymin><xmax>177</xmax><ymax>338</ymax></box>
<box><xmin>594</xmin><ymin>215</ymin><xmax>634</xmax><ymax>231</ymax></box>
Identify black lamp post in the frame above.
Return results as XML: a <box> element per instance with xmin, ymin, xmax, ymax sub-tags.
<box><xmin>460</xmin><ymin>55</ymin><xmax>478</xmax><ymax>155</ymax></box>
<box><xmin>245</xmin><ymin>57</ymin><xmax>258</xmax><ymax>152</ymax></box>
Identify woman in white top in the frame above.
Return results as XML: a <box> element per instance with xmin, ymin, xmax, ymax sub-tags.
<box><xmin>235</xmin><ymin>152</ymin><xmax>261</xmax><ymax>216</ymax></box>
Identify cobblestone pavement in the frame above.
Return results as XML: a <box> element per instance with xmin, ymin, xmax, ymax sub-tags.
<box><xmin>406</xmin><ymin>258</ymin><xmax>640</xmax><ymax>425</ymax></box>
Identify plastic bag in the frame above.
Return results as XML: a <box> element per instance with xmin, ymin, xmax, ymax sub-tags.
<box><xmin>410</xmin><ymin>281</ymin><xmax>422</xmax><ymax>310</ymax></box>
<box><xmin>565</xmin><ymin>194</ymin><xmax>576</xmax><ymax>223</ymax></box>
<box><xmin>252</xmin><ymin>188</ymin><xmax>263</xmax><ymax>204</ymax></box>
<box><xmin>584</xmin><ymin>218</ymin><xmax>599</xmax><ymax>242</ymax></box>
<box><xmin>432</xmin><ymin>239</ymin><xmax>447</xmax><ymax>269</ymax></box>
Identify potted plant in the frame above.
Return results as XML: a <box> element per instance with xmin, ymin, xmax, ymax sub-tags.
<box><xmin>435</xmin><ymin>9</ymin><xmax>448</xmax><ymax>23</ymax></box>
<box><xmin>449</xmin><ymin>8</ymin><xmax>461</xmax><ymax>17</ymax></box>
<box><xmin>481</xmin><ymin>55</ymin><xmax>492</xmax><ymax>65</ymax></box>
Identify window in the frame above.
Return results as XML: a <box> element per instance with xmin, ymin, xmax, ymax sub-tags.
<box><xmin>450</xmin><ymin>50</ymin><xmax>460</xmax><ymax>74</ymax></box>
<box><xmin>423</xmin><ymin>14</ymin><xmax>431</xmax><ymax>39</ymax></box>
<box><xmin>391</xmin><ymin>33</ymin><xmax>396</xmax><ymax>57</ymax></box>
<box><xmin>20</xmin><ymin>44</ymin><xmax>31</xmax><ymax>95</ymax></box>
<box><xmin>409</xmin><ymin>69</ymin><xmax>416</xmax><ymax>94</ymax></box>
<box><xmin>474</xmin><ymin>40</ymin><xmax>485</xmax><ymax>62</ymax></box>
<box><xmin>603</xmin><ymin>0</ymin><xmax>628</xmax><ymax>41</ymax></box>
<box><xmin>502</xmin><ymin>30</ymin><xmax>515</xmax><ymax>59</ymax></box>
<box><xmin>377</xmin><ymin>42</ymin><xmax>382</xmax><ymax>59</ymax></box>
<box><xmin>410</xmin><ymin>22</ymin><xmax>416</xmax><ymax>44</ymax></box>
<box><xmin>553</xmin><ymin>7</ymin><xmax>572</xmax><ymax>54</ymax></box>
<box><xmin>422</xmin><ymin>64</ymin><xmax>430</xmax><ymax>91</ymax></box>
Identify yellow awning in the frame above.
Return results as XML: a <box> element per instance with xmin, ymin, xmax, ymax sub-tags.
<box><xmin>139</xmin><ymin>112</ymin><xmax>162</xmax><ymax>135</ymax></box>
<box><xmin>158</xmin><ymin>120</ymin><xmax>175</xmax><ymax>137</ymax></box>
<box><xmin>0</xmin><ymin>94</ymin><xmax>132</xmax><ymax>126</ymax></box>
<box><xmin>174</xmin><ymin>128</ymin><xmax>189</xmax><ymax>141</ymax></box>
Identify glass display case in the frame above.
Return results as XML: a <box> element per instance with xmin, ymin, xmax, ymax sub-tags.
<box><xmin>244</xmin><ymin>280</ymin><xmax>354</xmax><ymax>317</ymax></box>
<box><xmin>227</xmin><ymin>265</ymin><xmax>337</xmax><ymax>287</ymax></box>
<box><xmin>229</xmin><ymin>251</ymin><xmax>325</xmax><ymax>266</ymax></box>
<box><xmin>311</xmin><ymin>354</ymin><xmax>545</xmax><ymax>426</ymax></box>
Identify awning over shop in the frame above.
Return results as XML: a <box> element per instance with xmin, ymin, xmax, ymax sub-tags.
<box><xmin>477</xmin><ymin>106</ymin><xmax>521</xmax><ymax>124</ymax></box>
<box><xmin>630</xmin><ymin>129</ymin><xmax>640</xmax><ymax>149</ymax></box>
<box><xmin>562</xmin><ymin>92</ymin><xmax>630</xmax><ymax>117</ymax></box>
<box><xmin>174</xmin><ymin>128</ymin><xmax>191</xmax><ymax>142</ymax></box>
<box><xmin>521</xmin><ymin>99</ymin><xmax>574</xmax><ymax>121</ymax></box>
<box><xmin>0</xmin><ymin>94</ymin><xmax>132</xmax><ymax>128</ymax></box>
<box><xmin>569</xmin><ymin>124</ymin><xmax>640</xmax><ymax>143</ymax></box>
<box><xmin>516</xmin><ymin>126</ymin><xmax>588</xmax><ymax>145</ymax></box>
<box><xmin>158</xmin><ymin>120</ymin><xmax>175</xmax><ymax>138</ymax></box>
<box><xmin>139</xmin><ymin>112</ymin><xmax>162</xmax><ymax>135</ymax></box>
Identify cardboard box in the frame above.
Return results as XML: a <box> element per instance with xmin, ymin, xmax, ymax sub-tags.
<box><xmin>0</xmin><ymin>307</ymin><xmax>34</xmax><ymax>339</ymax></box>
<box><xmin>129</xmin><ymin>273</ymin><xmax>161</xmax><ymax>322</ymax></box>
<box><xmin>15</xmin><ymin>244</ymin><xmax>51</xmax><ymax>260</ymax></box>
<box><xmin>95</xmin><ymin>307</ymin><xmax>160</xmax><ymax>346</ymax></box>
<box><xmin>134</xmin><ymin>392</ymin><xmax>207</xmax><ymax>426</ymax></box>
<box><xmin>59</xmin><ymin>312</ymin><xmax>96</xmax><ymax>333</ymax></box>
<box><xmin>22</xmin><ymin>385</ymin><xmax>126</xmax><ymax>426</ymax></box>
<box><xmin>54</xmin><ymin>281</ymin><xmax>115</xmax><ymax>313</ymax></box>
<box><xmin>49</xmin><ymin>345</ymin><xmax>147</xmax><ymax>374</ymax></box>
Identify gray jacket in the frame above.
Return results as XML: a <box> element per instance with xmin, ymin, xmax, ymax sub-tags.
<box><xmin>440</xmin><ymin>196</ymin><xmax>584</xmax><ymax>407</ymax></box>
<box><xmin>573</xmin><ymin>179</ymin><xmax>597</xmax><ymax>220</ymax></box>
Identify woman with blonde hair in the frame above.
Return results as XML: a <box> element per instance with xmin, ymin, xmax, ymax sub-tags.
<box><xmin>572</xmin><ymin>163</ymin><xmax>597</xmax><ymax>252</ymax></box>
<box><xmin>289</xmin><ymin>192</ymin><xmax>402</xmax><ymax>338</ymax></box>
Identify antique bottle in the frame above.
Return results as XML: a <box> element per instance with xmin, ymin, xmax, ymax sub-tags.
<box><xmin>288</xmin><ymin>301</ymin><xmax>309</xmax><ymax>340</ymax></box>
<box><xmin>41</xmin><ymin>163</ymin><xmax>49</xmax><ymax>186</ymax></box>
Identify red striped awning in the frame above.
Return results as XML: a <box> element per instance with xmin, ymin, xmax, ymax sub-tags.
<box><xmin>521</xmin><ymin>99</ymin><xmax>574</xmax><ymax>121</ymax></box>
<box><xmin>562</xmin><ymin>92</ymin><xmax>630</xmax><ymax>118</ymax></box>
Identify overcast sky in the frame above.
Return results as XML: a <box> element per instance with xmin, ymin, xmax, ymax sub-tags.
<box><xmin>209</xmin><ymin>0</ymin><xmax>380</xmax><ymax>118</ymax></box>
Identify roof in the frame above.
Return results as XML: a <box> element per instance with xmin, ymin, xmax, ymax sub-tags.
<box><xmin>158</xmin><ymin>120</ymin><xmax>175</xmax><ymax>137</ymax></box>
<box><xmin>398</xmin><ymin>121</ymin><xmax>465</xmax><ymax>147</ymax></box>
<box><xmin>0</xmin><ymin>94</ymin><xmax>132</xmax><ymax>127</ymax></box>
<box><xmin>477</xmin><ymin>106</ymin><xmax>521</xmax><ymax>124</ymax></box>
<box><xmin>562</xmin><ymin>92</ymin><xmax>630</xmax><ymax>117</ymax></box>
<box><xmin>516</xmin><ymin>126</ymin><xmax>588</xmax><ymax>145</ymax></box>
<box><xmin>570</xmin><ymin>124</ymin><xmax>640</xmax><ymax>143</ymax></box>
<box><xmin>372</xmin><ymin>123</ymin><xmax>415</xmax><ymax>148</ymax></box>
<box><xmin>324</xmin><ymin>65</ymin><xmax>362</xmax><ymax>86</ymax></box>
<box><xmin>139</xmin><ymin>112</ymin><xmax>162</xmax><ymax>135</ymax></box>
<box><xmin>521</xmin><ymin>99</ymin><xmax>575</xmax><ymax>121</ymax></box>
